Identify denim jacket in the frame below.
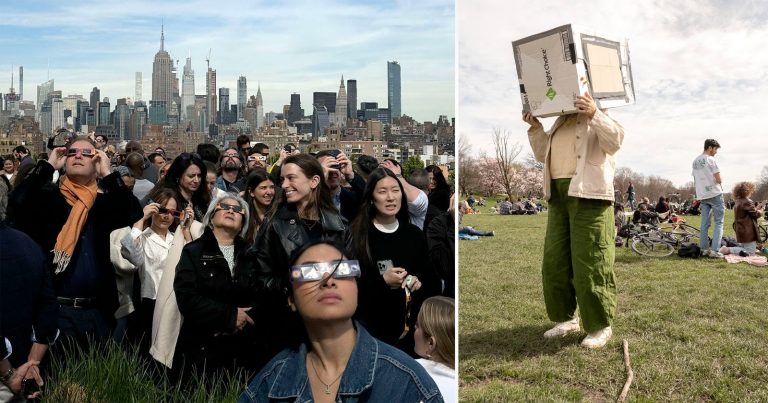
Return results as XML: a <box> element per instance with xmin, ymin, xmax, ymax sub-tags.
<box><xmin>239</xmin><ymin>323</ymin><xmax>444</xmax><ymax>403</ymax></box>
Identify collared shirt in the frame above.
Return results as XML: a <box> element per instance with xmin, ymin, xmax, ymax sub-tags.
<box><xmin>239</xmin><ymin>324</ymin><xmax>443</xmax><ymax>402</ymax></box>
<box><xmin>121</xmin><ymin>227</ymin><xmax>173</xmax><ymax>300</ymax></box>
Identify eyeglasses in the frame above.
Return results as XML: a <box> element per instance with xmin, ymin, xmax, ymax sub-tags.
<box><xmin>223</xmin><ymin>153</ymin><xmax>240</xmax><ymax>158</ymax></box>
<box><xmin>95</xmin><ymin>138</ymin><xmax>106</xmax><ymax>143</ymax></box>
<box><xmin>66</xmin><ymin>148</ymin><xmax>95</xmax><ymax>157</ymax></box>
<box><xmin>247</xmin><ymin>155</ymin><xmax>267</xmax><ymax>161</ymax></box>
<box><xmin>157</xmin><ymin>207</ymin><xmax>185</xmax><ymax>219</ymax></box>
<box><xmin>290</xmin><ymin>259</ymin><xmax>361</xmax><ymax>283</ymax></box>
<box><xmin>215</xmin><ymin>202</ymin><xmax>245</xmax><ymax>215</ymax></box>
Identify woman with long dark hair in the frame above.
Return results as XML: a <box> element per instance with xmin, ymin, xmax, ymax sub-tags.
<box><xmin>239</xmin><ymin>241</ymin><xmax>443</xmax><ymax>402</ymax></box>
<box><xmin>242</xmin><ymin>168</ymin><xmax>275</xmax><ymax>244</ymax></box>
<box><xmin>425</xmin><ymin>165</ymin><xmax>451</xmax><ymax>212</ymax></box>
<box><xmin>245</xmin><ymin>154</ymin><xmax>351</xmax><ymax>274</ymax></box>
<box><xmin>351</xmin><ymin>167</ymin><xmax>440</xmax><ymax>354</ymax></box>
<box><xmin>149</xmin><ymin>153</ymin><xmax>210</xmax><ymax>221</ymax></box>
<box><xmin>235</xmin><ymin>154</ymin><xmax>352</xmax><ymax>373</ymax></box>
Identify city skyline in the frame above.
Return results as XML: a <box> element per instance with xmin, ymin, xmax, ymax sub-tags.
<box><xmin>0</xmin><ymin>0</ymin><xmax>454</xmax><ymax>122</ymax></box>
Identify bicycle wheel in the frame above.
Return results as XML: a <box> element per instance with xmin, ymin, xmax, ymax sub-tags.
<box><xmin>659</xmin><ymin>223</ymin><xmax>705</xmax><ymax>246</ymax></box>
<box><xmin>631</xmin><ymin>237</ymin><xmax>675</xmax><ymax>257</ymax></box>
<box><xmin>759</xmin><ymin>225</ymin><xmax>768</xmax><ymax>243</ymax></box>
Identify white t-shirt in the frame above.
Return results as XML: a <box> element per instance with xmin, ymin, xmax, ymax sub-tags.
<box><xmin>691</xmin><ymin>153</ymin><xmax>721</xmax><ymax>200</ymax></box>
<box><xmin>416</xmin><ymin>359</ymin><xmax>457</xmax><ymax>403</ymax></box>
<box><xmin>408</xmin><ymin>190</ymin><xmax>428</xmax><ymax>230</ymax></box>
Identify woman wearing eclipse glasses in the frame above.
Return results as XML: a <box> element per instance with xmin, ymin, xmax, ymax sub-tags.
<box><xmin>119</xmin><ymin>188</ymin><xmax>193</xmax><ymax>353</ymax></box>
<box><xmin>239</xmin><ymin>241</ymin><xmax>443</xmax><ymax>403</ymax></box>
<box><xmin>172</xmin><ymin>192</ymin><xmax>256</xmax><ymax>379</ymax></box>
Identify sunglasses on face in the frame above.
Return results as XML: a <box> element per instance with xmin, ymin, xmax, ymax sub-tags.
<box><xmin>290</xmin><ymin>259</ymin><xmax>361</xmax><ymax>283</ymax></box>
<box><xmin>248</xmin><ymin>155</ymin><xmax>267</xmax><ymax>161</ymax></box>
<box><xmin>215</xmin><ymin>202</ymin><xmax>245</xmax><ymax>214</ymax></box>
<box><xmin>66</xmin><ymin>148</ymin><xmax>95</xmax><ymax>157</ymax></box>
<box><xmin>157</xmin><ymin>207</ymin><xmax>185</xmax><ymax>219</ymax></box>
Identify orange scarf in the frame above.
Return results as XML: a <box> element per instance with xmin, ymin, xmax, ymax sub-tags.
<box><xmin>53</xmin><ymin>176</ymin><xmax>98</xmax><ymax>274</ymax></box>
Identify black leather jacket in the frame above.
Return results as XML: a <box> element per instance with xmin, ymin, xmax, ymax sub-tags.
<box><xmin>247</xmin><ymin>204</ymin><xmax>353</xmax><ymax>280</ymax></box>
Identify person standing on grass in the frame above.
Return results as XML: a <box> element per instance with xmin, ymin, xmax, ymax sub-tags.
<box><xmin>692</xmin><ymin>139</ymin><xmax>725</xmax><ymax>258</ymax></box>
<box><xmin>626</xmin><ymin>181</ymin><xmax>636</xmax><ymax>210</ymax></box>
<box><xmin>524</xmin><ymin>91</ymin><xmax>624</xmax><ymax>349</ymax></box>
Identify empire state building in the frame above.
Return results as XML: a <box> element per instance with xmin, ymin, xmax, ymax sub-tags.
<box><xmin>152</xmin><ymin>26</ymin><xmax>173</xmax><ymax>107</ymax></box>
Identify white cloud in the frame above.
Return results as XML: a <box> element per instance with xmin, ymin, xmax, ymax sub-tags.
<box><xmin>458</xmin><ymin>0</ymin><xmax>768</xmax><ymax>190</ymax></box>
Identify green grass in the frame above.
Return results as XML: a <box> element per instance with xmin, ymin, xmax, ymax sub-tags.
<box><xmin>459</xmin><ymin>210</ymin><xmax>768</xmax><ymax>402</ymax></box>
<box><xmin>45</xmin><ymin>341</ymin><xmax>247</xmax><ymax>402</ymax></box>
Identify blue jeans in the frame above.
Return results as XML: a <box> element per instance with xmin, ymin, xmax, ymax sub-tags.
<box><xmin>699</xmin><ymin>194</ymin><xmax>724</xmax><ymax>251</ymax></box>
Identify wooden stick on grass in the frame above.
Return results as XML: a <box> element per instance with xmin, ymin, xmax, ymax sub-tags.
<box><xmin>617</xmin><ymin>339</ymin><xmax>634</xmax><ymax>402</ymax></box>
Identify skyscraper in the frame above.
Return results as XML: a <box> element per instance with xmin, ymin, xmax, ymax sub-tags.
<box><xmin>313</xmin><ymin>92</ymin><xmax>336</xmax><ymax>114</ymax></box>
<box><xmin>36</xmin><ymin>79</ymin><xmax>54</xmax><ymax>122</ymax></box>
<box><xmin>135</xmin><ymin>72</ymin><xmax>142</xmax><ymax>101</ymax></box>
<box><xmin>237</xmin><ymin>76</ymin><xmax>247</xmax><ymax>121</ymax></box>
<box><xmin>346</xmin><ymin>79</ymin><xmax>357</xmax><ymax>119</ymax></box>
<box><xmin>51</xmin><ymin>97</ymin><xmax>65</xmax><ymax>131</ymax></box>
<box><xmin>387</xmin><ymin>61</ymin><xmax>401</xmax><ymax>119</ymax></box>
<box><xmin>182</xmin><ymin>57</ymin><xmax>195</xmax><ymax>121</ymax></box>
<box><xmin>152</xmin><ymin>26</ymin><xmax>174</xmax><ymax>111</ymax></box>
<box><xmin>98</xmin><ymin>99</ymin><xmax>110</xmax><ymax>126</ymax></box>
<box><xmin>255</xmin><ymin>84</ymin><xmax>264</xmax><ymax>129</ymax></box>
<box><xmin>287</xmin><ymin>93</ymin><xmax>303</xmax><ymax>125</ymax></box>
<box><xmin>206</xmin><ymin>67</ymin><xmax>217</xmax><ymax>128</ymax></box>
<box><xmin>218</xmin><ymin>88</ymin><xmax>230</xmax><ymax>124</ymax></box>
<box><xmin>90</xmin><ymin>87</ymin><xmax>100</xmax><ymax>127</ymax></box>
<box><xmin>333</xmin><ymin>76</ymin><xmax>347</xmax><ymax>128</ymax></box>
<box><xmin>18</xmin><ymin>66</ymin><xmax>23</xmax><ymax>101</ymax></box>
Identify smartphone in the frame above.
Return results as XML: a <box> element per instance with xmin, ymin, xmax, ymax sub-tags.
<box><xmin>22</xmin><ymin>378</ymin><xmax>40</xmax><ymax>396</ymax></box>
<box><xmin>376</xmin><ymin>260</ymin><xmax>394</xmax><ymax>275</ymax></box>
<box><xmin>284</xmin><ymin>144</ymin><xmax>295</xmax><ymax>152</ymax></box>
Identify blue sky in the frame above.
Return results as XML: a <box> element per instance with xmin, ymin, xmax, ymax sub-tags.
<box><xmin>458</xmin><ymin>0</ymin><xmax>768</xmax><ymax>189</ymax></box>
<box><xmin>0</xmin><ymin>0</ymin><xmax>454</xmax><ymax>122</ymax></box>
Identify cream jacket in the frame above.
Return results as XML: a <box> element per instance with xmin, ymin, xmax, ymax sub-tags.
<box><xmin>149</xmin><ymin>220</ymin><xmax>204</xmax><ymax>368</ymax></box>
<box><xmin>528</xmin><ymin>110</ymin><xmax>624</xmax><ymax>201</ymax></box>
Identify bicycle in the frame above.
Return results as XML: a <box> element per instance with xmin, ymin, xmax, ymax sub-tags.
<box><xmin>629</xmin><ymin>225</ymin><xmax>699</xmax><ymax>257</ymax></box>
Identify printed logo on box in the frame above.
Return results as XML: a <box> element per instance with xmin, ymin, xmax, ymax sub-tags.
<box><xmin>546</xmin><ymin>87</ymin><xmax>557</xmax><ymax>100</ymax></box>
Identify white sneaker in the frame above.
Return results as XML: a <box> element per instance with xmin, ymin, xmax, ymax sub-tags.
<box><xmin>581</xmin><ymin>326</ymin><xmax>613</xmax><ymax>349</ymax></box>
<box><xmin>700</xmin><ymin>249</ymin><xmax>711</xmax><ymax>258</ymax></box>
<box><xmin>543</xmin><ymin>318</ymin><xmax>580</xmax><ymax>338</ymax></box>
<box><xmin>709</xmin><ymin>251</ymin><xmax>724</xmax><ymax>258</ymax></box>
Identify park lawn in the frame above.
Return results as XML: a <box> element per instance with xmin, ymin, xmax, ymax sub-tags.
<box><xmin>459</xmin><ymin>210</ymin><xmax>768</xmax><ymax>402</ymax></box>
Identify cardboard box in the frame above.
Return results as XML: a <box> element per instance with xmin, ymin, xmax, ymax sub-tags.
<box><xmin>512</xmin><ymin>24</ymin><xmax>635</xmax><ymax>117</ymax></box>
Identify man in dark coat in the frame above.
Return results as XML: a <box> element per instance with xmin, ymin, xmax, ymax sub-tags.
<box><xmin>8</xmin><ymin>137</ymin><xmax>142</xmax><ymax>350</ymax></box>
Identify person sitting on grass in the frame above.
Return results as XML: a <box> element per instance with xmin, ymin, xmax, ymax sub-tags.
<box><xmin>632</xmin><ymin>202</ymin><xmax>670</xmax><ymax>226</ymax></box>
<box><xmin>720</xmin><ymin>181</ymin><xmax>764</xmax><ymax>257</ymax></box>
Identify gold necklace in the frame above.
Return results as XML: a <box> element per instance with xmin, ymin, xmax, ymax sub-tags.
<box><xmin>309</xmin><ymin>354</ymin><xmax>344</xmax><ymax>395</ymax></box>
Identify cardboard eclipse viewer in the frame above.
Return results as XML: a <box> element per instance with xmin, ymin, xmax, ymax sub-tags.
<box><xmin>512</xmin><ymin>24</ymin><xmax>635</xmax><ymax>117</ymax></box>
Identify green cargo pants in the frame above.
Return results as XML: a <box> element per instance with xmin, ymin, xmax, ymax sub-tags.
<box><xmin>542</xmin><ymin>179</ymin><xmax>616</xmax><ymax>333</ymax></box>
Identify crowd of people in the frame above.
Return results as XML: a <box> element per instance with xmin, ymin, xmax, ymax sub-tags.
<box><xmin>0</xmin><ymin>133</ymin><xmax>456</xmax><ymax>402</ymax></box>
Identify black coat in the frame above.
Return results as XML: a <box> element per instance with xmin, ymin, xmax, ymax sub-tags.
<box><xmin>426</xmin><ymin>210</ymin><xmax>455</xmax><ymax>298</ymax></box>
<box><xmin>339</xmin><ymin>175</ymin><xmax>366</xmax><ymax>223</ymax></box>
<box><xmin>8</xmin><ymin>160</ymin><xmax>142</xmax><ymax>322</ymax></box>
<box><xmin>0</xmin><ymin>223</ymin><xmax>58</xmax><ymax>367</ymax></box>
<box><xmin>248</xmin><ymin>204</ymin><xmax>353</xmax><ymax>278</ymax></box>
